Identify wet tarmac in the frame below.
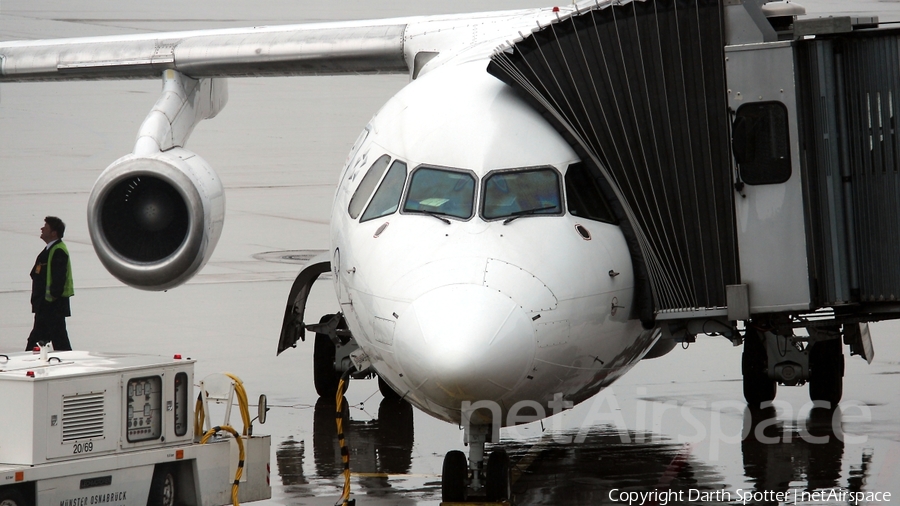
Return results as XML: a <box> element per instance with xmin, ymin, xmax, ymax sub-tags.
<box><xmin>2</xmin><ymin>1</ymin><xmax>900</xmax><ymax>505</ymax></box>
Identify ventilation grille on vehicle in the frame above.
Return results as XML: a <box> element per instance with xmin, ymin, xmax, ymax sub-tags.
<box><xmin>62</xmin><ymin>392</ymin><xmax>105</xmax><ymax>442</ymax></box>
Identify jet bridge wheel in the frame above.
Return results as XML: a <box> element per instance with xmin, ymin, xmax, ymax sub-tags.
<box><xmin>441</xmin><ymin>450</ymin><xmax>468</xmax><ymax>502</ymax></box>
<box><xmin>313</xmin><ymin>314</ymin><xmax>342</xmax><ymax>398</ymax></box>
<box><xmin>808</xmin><ymin>337</ymin><xmax>844</xmax><ymax>406</ymax></box>
<box><xmin>742</xmin><ymin>327</ymin><xmax>776</xmax><ymax>409</ymax></box>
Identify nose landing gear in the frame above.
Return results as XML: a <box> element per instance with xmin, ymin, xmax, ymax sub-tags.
<box><xmin>441</xmin><ymin>425</ymin><xmax>512</xmax><ymax>505</ymax></box>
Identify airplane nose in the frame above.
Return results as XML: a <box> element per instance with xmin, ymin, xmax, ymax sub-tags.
<box><xmin>394</xmin><ymin>284</ymin><xmax>535</xmax><ymax>405</ymax></box>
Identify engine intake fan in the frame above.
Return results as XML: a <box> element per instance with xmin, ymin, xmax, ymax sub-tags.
<box><xmin>88</xmin><ymin>148</ymin><xmax>225</xmax><ymax>290</ymax></box>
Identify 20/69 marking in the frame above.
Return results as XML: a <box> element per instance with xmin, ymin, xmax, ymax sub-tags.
<box><xmin>73</xmin><ymin>442</ymin><xmax>93</xmax><ymax>454</ymax></box>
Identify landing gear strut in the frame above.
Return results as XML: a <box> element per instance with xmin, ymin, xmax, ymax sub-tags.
<box><xmin>312</xmin><ymin>314</ymin><xmax>344</xmax><ymax>397</ymax></box>
<box><xmin>441</xmin><ymin>425</ymin><xmax>511</xmax><ymax>503</ymax></box>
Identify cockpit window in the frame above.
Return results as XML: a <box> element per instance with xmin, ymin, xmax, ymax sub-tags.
<box><xmin>566</xmin><ymin>162</ymin><xmax>616</xmax><ymax>223</ymax></box>
<box><xmin>482</xmin><ymin>168</ymin><xmax>562</xmax><ymax>221</ymax></box>
<box><xmin>361</xmin><ymin>160</ymin><xmax>408</xmax><ymax>222</ymax></box>
<box><xmin>348</xmin><ymin>154</ymin><xmax>391</xmax><ymax>219</ymax></box>
<box><xmin>402</xmin><ymin>167</ymin><xmax>476</xmax><ymax>220</ymax></box>
<box><xmin>565</xmin><ymin>162</ymin><xmax>615</xmax><ymax>223</ymax></box>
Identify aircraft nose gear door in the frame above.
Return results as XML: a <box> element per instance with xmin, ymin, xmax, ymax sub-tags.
<box><xmin>277</xmin><ymin>253</ymin><xmax>331</xmax><ymax>355</ymax></box>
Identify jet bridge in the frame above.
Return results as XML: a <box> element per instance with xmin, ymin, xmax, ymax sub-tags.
<box><xmin>490</xmin><ymin>0</ymin><xmax>736</xmax><ymax>326</ymax></box>
<box><xmin>488</xmin><ymin>0</ymin><xmax>898</xmax><ymax>403</ymax></box>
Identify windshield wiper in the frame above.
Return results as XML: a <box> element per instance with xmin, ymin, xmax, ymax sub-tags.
<box><xmin>502</xmin><ymin>205</ymin><xmax>558</xmax><ymax>225</ymax></box>
<box><xmin>418</xmin><ymin>210</ymin><xmax>451</xmax><ymax>224</ymax></box>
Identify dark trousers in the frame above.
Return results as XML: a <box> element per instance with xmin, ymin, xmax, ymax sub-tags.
<box><xmin>26</xmin><ymin>312</ymin><xmax>72</xmax><ymax>351</ymax></box>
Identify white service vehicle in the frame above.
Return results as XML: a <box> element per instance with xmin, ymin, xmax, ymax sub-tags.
<box><xmin>0</xmin><ymin>349</ymin><xmax>271</xmax><ymax>506</ymax></box>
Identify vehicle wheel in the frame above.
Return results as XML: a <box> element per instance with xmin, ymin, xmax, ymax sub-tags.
<box><xmin>0</xmin><ymin>488</ymin><xmax>28</xmax><ymax>506</ymax></box>
<box><xmin>809</xmin><ymin>337</ymin><xmax>844</xmax><ymax>406</ymax></box>
<box><xmin>441</xmin><ymin>450</ymin><xmax>468</xmax><ymax>502</ymax></box>
<box><xmin>313</xmin><ymin>315</ymin><xmax>341</xmax><ymax>398</ymax></box>
<box><xmin>486</xmin><ymin>448</ymin><xmax>511</xmax><ymax>501</ymax></box>
<box><xmin>148</xmin><ymin>465</ymin><xmax>176</xmax><ymax>506</ymax></box>
<box><xmin>378</xmin><ymin>376</ymin><xmax>401</xmax><ymax>400</ymax></box>
<box><xmin>742</xmin><ymin>327</ymin><xmax>776</xmax><ymax>409</ymax></box>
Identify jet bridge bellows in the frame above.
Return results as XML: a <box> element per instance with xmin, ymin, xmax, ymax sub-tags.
<box><xmin>488</xmin><ymin>0</ymin><xmax>737</xmax><ymax>321</ymax></box>
<box><xmin>797</xmin><ymin>32</ymin><xmax>900</xmax><ymax>306</ymax></box>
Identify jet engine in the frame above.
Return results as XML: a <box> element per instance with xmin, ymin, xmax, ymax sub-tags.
<box><xmin>87</xmin><ymin>148</ymin><xmax>225</xmax><ymax>291</ymax></box>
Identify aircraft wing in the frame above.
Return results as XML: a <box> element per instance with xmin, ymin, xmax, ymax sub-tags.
<box><xmin>0</xmin><ymin>21</ymin><xmax>409</xmax><ymax>81</ymax></box>
<box><xmin>0</xmin><ymin>9</ymin><xmax>552</xmax><ymax>82</ymax></box>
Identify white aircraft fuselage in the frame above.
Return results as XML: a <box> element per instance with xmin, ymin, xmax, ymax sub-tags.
<box><xmin>331</xmin><ymin>59</ymin><xmax>656</xmax><ymax>427</ymax></box>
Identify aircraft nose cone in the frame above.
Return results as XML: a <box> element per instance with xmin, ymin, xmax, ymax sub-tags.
<box><xmin>394</xmin><ymin>284</ymin><xmax>535</xmax><ymax>405</ymax></box>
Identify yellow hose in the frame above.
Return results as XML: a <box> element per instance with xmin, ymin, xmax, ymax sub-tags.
<box><xmin>225</xmin><ymin>373</ymin><xmax>252</xmax><ymax>436</ymax></box>
<box><xmin>194</xmin><ymin>395</ymin><xmax>204</xmax><ymax>437</ymax></box>
<box><xmin>199</xmin><ymin>425</ymin><xmax>245</xmax><ymax>506</ymax></box>
<box><xmin>193</xmin><ymin>373</ymin><xmax>252</xmax><ymax>437</ymax></box>
<box><xmin>192</xmin><ymin>374</ymin><xmax>253</xmax><ymax>506</ymax></box>
<box><xmin>336</xmin><ymin>375</ymin><xmax>352</xmax><ymax>505</ymax></box>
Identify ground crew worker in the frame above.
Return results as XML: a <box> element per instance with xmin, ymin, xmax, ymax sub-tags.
<box><xmin>25</xmin><ymin>216</ymin><xmax>74</xmax><ymax>351</ymax></box>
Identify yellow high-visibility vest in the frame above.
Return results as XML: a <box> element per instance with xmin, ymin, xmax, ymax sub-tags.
<box><xmin>45</xmin><ymin>241</ymin><xmax>74</xmax><ymax>301</ymax></box>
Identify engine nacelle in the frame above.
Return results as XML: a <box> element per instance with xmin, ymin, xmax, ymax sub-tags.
<box><xmin>88</xmin><ymin>148</ymin><xmax>225</xmax><ymax>290</ymax></box>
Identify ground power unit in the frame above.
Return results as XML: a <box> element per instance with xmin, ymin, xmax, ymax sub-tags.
<box><xmin>0</xmin><ymin>349</ymin><xmax>271</xmax><ymax>506</ymax></box>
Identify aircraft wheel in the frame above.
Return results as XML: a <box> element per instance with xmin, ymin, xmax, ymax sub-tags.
<box><xmin>441</xmin><ymin>450</ymin><xmax>468</xmax><ymax>502</ymax></box>
<box><xmin>0</xmin><ymin>488</ymin><xmax>28</xmax><ymax>506</ymax></box>
<box><xmin>486</xmin><ymin>448</ymin><xmax>511</xmax><ymax>501</ymax></box>
<box><xmin>313</xmin><ymin>315</ymin><xmax>341</xmax><ymax>398</ymax></box>
<box><xmin>742</xmin><ymin>327</ymin><xmax>776</xmax><ymax>409</ymax></box>
<box><xmin>148</xmin><ymin>464</ymin><xmax>177</xmax><ymax>506</ymax></box>
<box><xmin>808</xmin><ymin>337</ymin><xmax>844</xmax><ymax>406</ymax></box>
